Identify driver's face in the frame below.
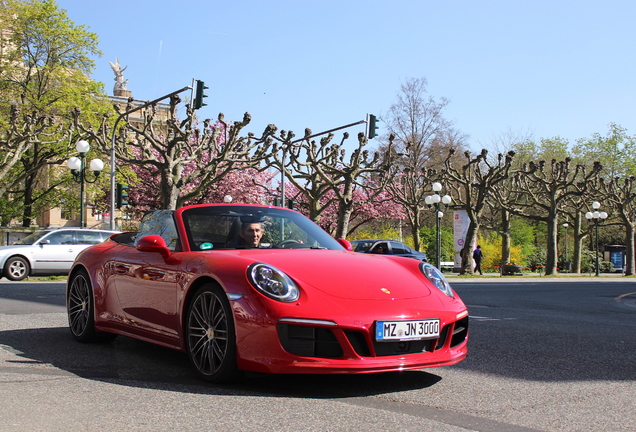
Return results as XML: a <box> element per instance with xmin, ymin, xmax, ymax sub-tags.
<box><xmin>240</xmin><ymin>223</ymin><xmax>263</xmax><ymax>247</ymax></box>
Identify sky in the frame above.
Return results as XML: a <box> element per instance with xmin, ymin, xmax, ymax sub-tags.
<box><xmin>55</xmin><ymin>0</ymin><xmax>636</xmax><ymax>152</ymax></box>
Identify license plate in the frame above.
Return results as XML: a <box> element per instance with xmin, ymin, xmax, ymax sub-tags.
<box><xmin>375</xmin><ymin>319</ymin><xmax>440</xmax><ymax>341</ymax></box>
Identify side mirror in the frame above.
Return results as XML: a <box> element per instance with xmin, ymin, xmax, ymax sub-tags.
<box><xmin>39</xmin><ymin>239</ymin><xmax>50</xmax><ymax>246</ymax></box>
<box><xmin>136</xmin><ymin>235</ymin><xmax>171</xmax><ymax>259</ymax></box>
<box><xmin>337</xmin><ymin>238</ymin><xmax>352</xmax><ymax>251</ymax></box>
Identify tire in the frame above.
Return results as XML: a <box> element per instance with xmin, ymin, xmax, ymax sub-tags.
<box><xmin>186</xmin><ymin>283</ymin><xmax>240</xmax><ymax>383</ymax></box>
<box><xmin>67</xmin><ymin>269</ymin><xmax>98</xmax><ymax>342</ymax></box>
<box><xmin>4</xmin><ymin>256</ymin><xmax>29</xmax><ymax>281</ymax></box>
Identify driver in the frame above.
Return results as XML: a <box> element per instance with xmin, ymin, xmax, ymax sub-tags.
<box><xmin>239</xmin><ymin>222</ymin><xmax>264</xmax><ymax>248</ymax></box>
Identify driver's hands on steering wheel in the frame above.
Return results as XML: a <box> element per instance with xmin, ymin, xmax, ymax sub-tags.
<box><xmin>275</xmin><ymin>239</ymin><xmax>302</xmax><ymax>248</ymax></box>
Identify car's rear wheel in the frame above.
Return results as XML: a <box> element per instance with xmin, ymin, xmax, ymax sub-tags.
<box><xmin>4</xmin><ymin>256</ymin><xmax>29</xmax><ymax>281</ymax></box>
<box><xmin>67</xmin><ymin>269</ymin><xmax>98</xmax><ymax>342</ymax></box>
<box><xmin>186</xmin><ymin>283</ymin><xmax>240</xmax><ymax>383</ymax></box>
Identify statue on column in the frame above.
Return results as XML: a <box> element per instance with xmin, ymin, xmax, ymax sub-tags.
<box><xmin>109</xmin><ymin>58</ymin><xmax>131</xmax><ymax>97</ymax></box>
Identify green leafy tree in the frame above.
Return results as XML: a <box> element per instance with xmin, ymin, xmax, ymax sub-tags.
<box><xmin>573</xmin><ymin>123</ymin><xmax>636</xmax><ymax>177</ymax></box>
<box><xmin>420</xmin><ymin>225</ymin><xmax>454</xmax><ymax>264</ymax></box>
<box><xmin>443</xmin><ymin>149</ymin><xmax>516</xmax><ymax>274</ymax></box>
<box><xmin>0</xmin><ymin>0</ymin><xmax>109</xmax><ymax>226</ymax></box>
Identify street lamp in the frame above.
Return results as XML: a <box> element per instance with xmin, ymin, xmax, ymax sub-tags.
<box><xmin>585</xmin><ymin>201</ymin><xmax>608</xmax><ymax>276</ymax></box>
<box><xmin>67</xmin><ymin>140</ymin><xmax>103</xmax><ymax>228</ymax></box>
<box><xmin>425</xmin><ymin>182</ymin><xmax>452</xmax><ymax>269</ymax></box>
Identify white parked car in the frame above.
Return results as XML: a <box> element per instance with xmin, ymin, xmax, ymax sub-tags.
<box><xmin>0</xmin><ymin>228</ymin><xmax>119</xmax><ymax>281</ymax></box>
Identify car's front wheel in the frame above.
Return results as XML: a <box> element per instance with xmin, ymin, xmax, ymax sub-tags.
<box><xmin>4</xmin><ymin>256</ymin><xmax>29</xmax><ymax>281</ymax></box>
<box><xmin>186</xmin><ymin>283</ymin><xmax>240</xmax><ymax>383</ymax></box>
<box><xmin>67</xmin><ymin>269</ymin><xmax>97</xmax><ymax>342</ymax></box>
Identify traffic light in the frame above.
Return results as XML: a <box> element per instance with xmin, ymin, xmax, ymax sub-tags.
<box><xmin>116</xmin><ymin>183</ymin><xmax>129</xmax><ymax>209</ymax></box>
<box><xmin>273</xmin><ymin>198</ymin><xmax>281</xmax><ymax>207</ymax></box>
<box><xmin>287</xmin><ymin>199</ymin><xmax>297</xmax><ymax>210</ymax></box>
<box><xmin>193</xmin><ymin>80</ymin><xmax>209</xmax><ymax>110</ymax></box>
<box><xmin>366</xmin><ymin>114</ymin><xmax>379</xmax><ymax>139</ymax></box>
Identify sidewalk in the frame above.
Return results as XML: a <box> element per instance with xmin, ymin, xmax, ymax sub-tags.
<box><xmin>445</xmin><ymin>273</ymin><xmax>633</xmax><ymax>282</ymax></box>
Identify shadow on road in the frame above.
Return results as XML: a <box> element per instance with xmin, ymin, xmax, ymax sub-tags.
<box><xmin>0</xmin><ymin>326</ymin><xmax>442</xmax><ymax>398</ymax></box>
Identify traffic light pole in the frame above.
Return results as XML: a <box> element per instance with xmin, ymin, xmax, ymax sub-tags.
<box><xmin>109</xmin><ymin>85</ymin><xmax>191</xmax><ymax>230</ymax></box>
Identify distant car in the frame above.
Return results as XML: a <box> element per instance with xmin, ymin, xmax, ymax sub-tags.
<box><xmin>0</xmin><ymin>228</ymin><xmax>120</xmax><ymax>281</ymax></box>
<box><xmin>351</xmin><ymin>239</ymin><xmax>428</xmax><ymax>262</ymax></box>
<box><xmin>66</xmin><ymin>204</ymin><xmax>468</xmax><ymax>383</ymax></box>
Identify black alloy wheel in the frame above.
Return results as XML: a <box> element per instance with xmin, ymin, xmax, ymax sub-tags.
<box><xmin>186</xmin><ymin>283</ymin><xmax>239</xmax><ymax>383</ymax></box>
<box><xmin>67</xmin><ymin>269</ymin><xmax>97</xmax><ymax>342</ymax></box>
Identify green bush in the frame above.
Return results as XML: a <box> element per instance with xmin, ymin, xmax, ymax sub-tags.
<box><xmin>526</xmin><ymin>248</ymin><xmax>546</xmax><ymax>272</ymax></box>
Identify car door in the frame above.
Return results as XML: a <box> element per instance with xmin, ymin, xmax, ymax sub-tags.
<box><xmin>111</xmin><ymin>248</ymin><xmax>182</xmax><ymax>340</ymax></box>
<box><xmin>31</xmin><ymin>231</ymin><xmax>78</xmax><ymax>273</ymax></box>
<box><xmin>111</xmin><ymin>211</ymin><xmax>182</xmax><ymax>341</ymax></box>
<box><xmin>370</xmin><ymin>241</ymin><xmax>390</xmax><ymax>254</ymax></box>
<box><xmin>389</xmin><ymin>241</ymin><xmax>413</xmax><ymax>258</ymax></box>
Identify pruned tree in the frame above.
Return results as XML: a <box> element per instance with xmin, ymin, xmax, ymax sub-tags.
<box><xmin>267</xmin><ymin>129</ymin><xmax>337</xmax><ymax>224</ymax></box>
<box><xmin>508</xmin><ymin>158</ymin><xmax>602</xmax><ymax>275</ymax></box>
<box><xmin>270</xmin><ymin>129</ymin><xmax>394</xmax><ymax>239</ymax></box>
<box><xmin>556</xmin><ymin>194</ymin><xmax>591</xmax><ymax>273</ymax></box>
<box><xmin>443</xmin><ymin>149</ymin><xmax>516</xmax><ymax>274</ymax></box>
<box><xmin>596</xmin><ymin>176</ymin><xmax>636</xmax><ymax>275</ymax></box>
<box><xmin>80</xmin><ymin>94</ymin><xmax>276</xmax><ymax>210</ymax></box>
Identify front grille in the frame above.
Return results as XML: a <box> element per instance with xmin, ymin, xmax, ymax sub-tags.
<box><xmin>277</xmin><ymin>317</ymin><xmax>468</xmax><ymax>359</ymax></box>
<box><xmin>372</xmin><ymin>338</ymin><xmax>436</xmax><ymax>356</ymax></box>
<box><xmin>450</xmin><ymin>316</ymin><xmax>469</xmax><ymax>348</ymax></box>
<box><xmin>277</xmin><ymin>323</ymin><xmax>343</xmax><ymax>358</ymax></box>
<box><xmin>344</xmin><ymin>330</ymin><xmax>371</xmax><ymax>357</ymax></box>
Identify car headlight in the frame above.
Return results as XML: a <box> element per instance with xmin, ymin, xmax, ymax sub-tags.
<box><xmin>247</xmin><ymin>263</ymin><xmax>299</xmax><ymax>302</ymax></box>
<box><xmin>420</xmin><ymin>262</ymin><xmax>454</xmax><ymax>298</ymax></box>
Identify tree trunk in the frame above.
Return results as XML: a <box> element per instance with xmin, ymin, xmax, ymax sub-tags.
<box><xmin>411</xmin><ymin>211</ymin><xmax>422</xmax><ymax>251</ymax></box>
<box><xmin>544</xmin><ymin>215</ymin><xmax>558</xmax><ymax>275</ymax></box>
<box><xmin>21</xmin><ymin>173</ymin><xmax>36</xmax><ymax>227</ymax></box>
<box><xmin>571</xmin><ymin>214</ymin><xmax>584</xmax><ymax>274</ymax></box>
<box><xmin>460</xmin><ymin>221</ymin><xmax>479</xmax><ymax>274</ymax></box>
<box><xmin>500</xmin><ymin>210</ymin><xmax>511</xmax><ymax>265</ymax></box>
<box><xmin>335</xmin><ymin>201</ymin><xmax>354</xmax><ymax>239</ymax></box>
<box><xmin>624</xmin><ymin>222</ymin><xmax>635</xmax><ymax>276</ymax></box>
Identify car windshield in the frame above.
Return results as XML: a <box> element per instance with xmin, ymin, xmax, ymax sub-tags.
<box><xmin>181</xmin><ymin>206</ymin><xmax>345</xmax><ymax>251</ymax></box>
<box><xmin>351</xmin><ymin>240</ymin><xmax>374</xmax><ymax>252</ymax></box>
<box><xmin>15</xmin><ymin>231</ymin><xmax>51</xmax><ymax>245</ymax></box>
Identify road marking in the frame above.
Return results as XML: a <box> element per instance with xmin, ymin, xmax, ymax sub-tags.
<box><xmin>615</xmin><ymin>292</ymin><xmax>636</xmax><ymax>309</ymax></box>
<box><xmin>615</xmin><ymin>291</ymin><xmax>636</xmax><ymax>301</ymax></box>
<box><xmin>470</xmin><ymin>315</ymin><xmax>517</xmax><ymax>322</ymax></box>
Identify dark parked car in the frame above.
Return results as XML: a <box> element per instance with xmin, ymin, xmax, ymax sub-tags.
<box><xmin>351</xmin><ymin>239</ymin><xmax>428</xmax><ymax>262</ymax></box>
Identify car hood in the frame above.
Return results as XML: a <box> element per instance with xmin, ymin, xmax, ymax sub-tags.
<box><xmin>0</xmin><ymin>244</ymin><xmax>36</xmax><ymax>258</ymax></box>
<box><xmin>231</xmin><ymin>249</ymin><xmax>433</xmax><ymax>300</ymax></box>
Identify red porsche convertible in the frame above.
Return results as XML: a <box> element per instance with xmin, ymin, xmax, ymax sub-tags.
<box><xmin>67</xmin><ymin>204</ymin><xmax>468</xmax><ymax>382</ymax></box>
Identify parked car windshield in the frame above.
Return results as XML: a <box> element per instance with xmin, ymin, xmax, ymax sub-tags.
<box><xmin>14</xmin><ymin>230</ymin><xmax>51</xmax><ymax>245</ymax></box>
<box><xmin>351</xmin><ymin>240</ymin><xmax>374</xmax><ymax>252</ymax></box>
<box><xmin>181</xmin><ymin>206</ymin><xmax>345</xmax><ymax>251</ymax></box>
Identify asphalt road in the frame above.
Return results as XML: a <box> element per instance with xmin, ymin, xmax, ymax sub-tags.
<box><xmin>0</xmin><ymin>278</ymin><xmax>634</xmax><ymax>432</ymax></box>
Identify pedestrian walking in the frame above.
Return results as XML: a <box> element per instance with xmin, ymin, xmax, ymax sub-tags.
<box><xmin>473</xmin><ymin>245</ymin><xmax>484</xmax><ymax>275</ymax></box>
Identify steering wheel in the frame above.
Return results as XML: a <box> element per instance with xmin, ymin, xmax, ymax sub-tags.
<box><xmin>275</xmin><ymin>239</ymin><xmax>302</xmax><ymax>249</ymax></box>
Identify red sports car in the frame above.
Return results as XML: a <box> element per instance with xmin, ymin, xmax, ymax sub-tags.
<box><xmin>67</xmin><ymin>204</ymin><xmax>468</xmax><ymax>382</ymax></box>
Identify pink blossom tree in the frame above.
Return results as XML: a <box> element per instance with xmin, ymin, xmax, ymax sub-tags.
<box><xmin>104</xmin><ymin>95</ymin><xmax>275</xmax><ymax>210</ymax></box>
<box><xmin>266</xmin><ymin>129</ymin><xmax>397</xmax><ymax>239</ymax></box>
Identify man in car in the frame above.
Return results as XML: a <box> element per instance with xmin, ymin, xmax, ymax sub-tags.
<box><xmin>239</xmin><ymin>222</ymin><xmax>264</xmax><ymax>248</ymax></box>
